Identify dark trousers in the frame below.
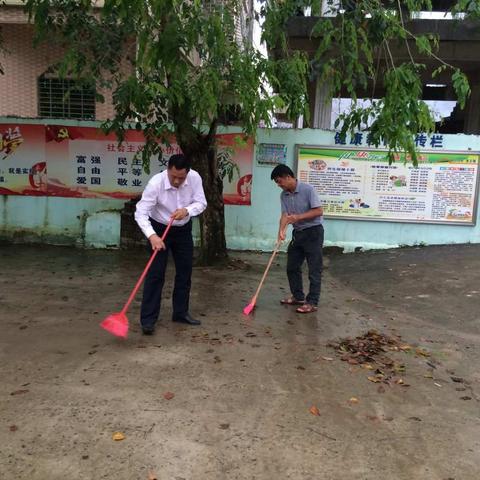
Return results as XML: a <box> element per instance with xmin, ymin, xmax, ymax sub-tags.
<box><xmin>140</xmin><ymin>218</ymin><xmax>193</xmax><ymax>328</ymax></box>
<box><xmin>287</xmin><ymin>225</ymin><xmax>324</xmax><ymax>306</ymax></box>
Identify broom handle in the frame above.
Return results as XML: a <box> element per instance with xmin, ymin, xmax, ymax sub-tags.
<box><xmin>121</xmin><ymin>218</ymin><xmax>174</xmax><ymax>314</ymax></box>
<box><xmin>252</xmin><ymin>240</ymin><xmax>281</xmax><ymax>301</ymax></box>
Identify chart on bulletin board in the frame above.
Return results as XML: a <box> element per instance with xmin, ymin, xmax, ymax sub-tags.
<box><xmin>296</xmin><ymin>145</ymin><xmax>480</xmax><ymax>225</ymax></box>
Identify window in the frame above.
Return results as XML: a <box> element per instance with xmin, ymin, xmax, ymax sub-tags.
<box><xmin>38</xmin><ymin>77</ymin><xmax>96</xmax><ymax>120</ymax></box>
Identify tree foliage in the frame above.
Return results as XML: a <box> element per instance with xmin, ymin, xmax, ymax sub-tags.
<box><xmin>25</xmin><ymin>0</ymin><xmax>308</xmax><ymax>263</ymax></box>
<box><xmin>261</xmin><ymin>0</ymin><xmax>474</xmax><ymax>164</ymax></box>
<box><xmin>26</xmin><ymin>0</ymin><xmax>308</xmax><ymax>161</ymax></box>
<box><xmin>23</xmin><ymin>0</ymin><xmax>478</xmax><ymax>262</ymax></box>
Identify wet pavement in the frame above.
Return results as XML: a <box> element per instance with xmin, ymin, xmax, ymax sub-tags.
<box><xmin>0</xmin><ymin>243</ymin><xmax>479</xmax><ymax>479</ymax></box>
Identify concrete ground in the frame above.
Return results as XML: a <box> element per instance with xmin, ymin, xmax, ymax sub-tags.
<box><xmin>0</xmin><ymin>243</ymin><xmax>479</xmax><ymax>480</ymax></box>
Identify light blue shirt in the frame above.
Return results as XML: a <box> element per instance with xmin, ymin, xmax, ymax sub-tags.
<box><xmin>280</xmin><ymin>181</ymin><xmax>323</xmax><ymax>231</ymax></box>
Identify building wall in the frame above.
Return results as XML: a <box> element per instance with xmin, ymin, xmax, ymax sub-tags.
<box><xmin>0</xmin><ymin>5</ymin><xmax>29</xmax><ymax>23</ymax></box>
<box><xmin>226</xmin><ymin>128</ymin><xmax>480</xmax><ymax>252</ymax></box>
<box><xmin>0</xmin><ymin>23</ymin><xmax>115</xmax><ymax>120</ymax></box>
<box><xmin>1</xmin><ymin>118</ymin><xmax>480</xmax><ymax>252</ymax></box>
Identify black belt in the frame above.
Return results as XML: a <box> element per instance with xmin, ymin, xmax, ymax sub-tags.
<box><xmin>150</xmin><ymin>217</ymin><xmax>192</xmax><ymax>230</ymax></box>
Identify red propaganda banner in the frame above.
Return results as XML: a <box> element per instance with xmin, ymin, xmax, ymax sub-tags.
<box><xmin>0</xmin><ymin>123</ymin><xmax>253</xmax><ymax>205</ymax></box>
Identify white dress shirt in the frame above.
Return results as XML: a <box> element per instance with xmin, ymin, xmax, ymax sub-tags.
<box><xmin>135</xmin><ymin>169</ymin><xmax>207</xmax><ymax>239</ymax></box>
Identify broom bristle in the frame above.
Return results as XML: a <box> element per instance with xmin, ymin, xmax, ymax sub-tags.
<box><xmin>101</xmin><ymin>313</ymin><xmax>128</xmax><ymax>338</ymax></box>
<box><xmin>243</xmin><ymin>302</ymin><xmax>255</xmax><ymax>315</ymax></box>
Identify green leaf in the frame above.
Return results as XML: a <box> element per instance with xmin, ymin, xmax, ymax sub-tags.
<box><xmin>452</xmin><ymin>70</ymin><xmax>471</xmax><ymax>109</ymax></box>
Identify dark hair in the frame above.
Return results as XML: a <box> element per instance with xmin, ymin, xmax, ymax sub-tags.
<box><xmin>271</xmin><ymin>164</ymin><xmax>295</xmax><ymax>181</ymax></box>
<box><xmin>168</xmin><ymin>154</ymin><xmax>191</xmax><ymax>171</ymax></box>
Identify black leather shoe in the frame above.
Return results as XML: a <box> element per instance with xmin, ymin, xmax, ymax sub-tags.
<box><xmin>142</xmin><ymin>326</ymin><xmax>155</xmax><ymax>335</ymax></box>
<box><xmin>172</xmin><ymin>313</ymin><xmax>201</xmax><ymax>325</ymax></box>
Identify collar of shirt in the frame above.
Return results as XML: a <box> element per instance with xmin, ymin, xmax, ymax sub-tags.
<box><xmin>285</xmin><ymin>180</ymin><xmax>300</xmax><ymax>196</ymax></box>
<box><xmin>163</xmin><ymin>172</ymin><xmax>189</xmax><ymax>191</ymax></box>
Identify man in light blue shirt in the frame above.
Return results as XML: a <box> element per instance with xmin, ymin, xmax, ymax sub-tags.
<box><xmin>271</xmin><ymin>165</ymin><xmax>324</xmax><ymax>314</ymax></box>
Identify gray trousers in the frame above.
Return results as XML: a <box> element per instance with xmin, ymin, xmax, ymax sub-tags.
<box><xmin>287</xmin><ymin>225</ymin><xmax>324</xmax><ymax>306</ymax></box>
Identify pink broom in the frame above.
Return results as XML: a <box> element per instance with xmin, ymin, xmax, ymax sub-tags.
<box><xmin>243</xmin><ymin>240</ymin><xmax>281</xmax><ymax>315</ymax></box>
<box><xmin>100</xmin><ymin>218</ymin><xmax>174</xmax><ymax>338</ymax></box>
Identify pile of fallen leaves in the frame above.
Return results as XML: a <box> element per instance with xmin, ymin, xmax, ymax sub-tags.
<box><xmin>327</xmin><ymin>330</ymin><xmax>413</xmax><ymax>386</ymax></box>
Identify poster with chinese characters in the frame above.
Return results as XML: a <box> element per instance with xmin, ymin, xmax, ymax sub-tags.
<box><xmin>45</xmin><ymin>126</ymin><xmax>169</xmax><ymax>198</ymax></box>
<box><xmin>296</xmin><ymin>146</ymin><xmax>479</xmax><ymax>225</ymax></box>
<box><xmin>0</xmin><ymin>124</ymin><xmax>47</xmax><ymax>195</ymax></box>
<box><xmin>0</xmin><ymin>123</ymin><xmax>253</xmax><ymax>205</ymax></box>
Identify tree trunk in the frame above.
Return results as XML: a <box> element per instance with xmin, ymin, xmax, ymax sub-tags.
<box><xmin>176</xmin><ymin>127</ymin><xmax>228</xmax><ymax>265</ymax></box>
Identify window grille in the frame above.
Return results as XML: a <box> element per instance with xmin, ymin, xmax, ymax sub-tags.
<box><xmin>38</xmin><ymin>77</ymin><xmax>96</xmax><ymax>120</ymax></box>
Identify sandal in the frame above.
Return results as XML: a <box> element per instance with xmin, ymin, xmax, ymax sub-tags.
<box><xmin>296</xmin><ymin>303</ymin><xmax>318</xmax><ymax>314</ymax></box>
<box><xmin>280</xmin><ymin>296</ymin><xmax>305</xmax><ymax>305</ymax></box>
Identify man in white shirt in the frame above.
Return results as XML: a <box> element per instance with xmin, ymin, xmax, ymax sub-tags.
<box><xmin>135</xmin><ymin>154</ymin><xmax>207</xmax><ymax>334</ymax></box>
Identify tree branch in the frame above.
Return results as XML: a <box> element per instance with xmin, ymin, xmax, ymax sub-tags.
<box><xmin>397</xmin><ymin>0</ymin><xmax>416</xmax><ymax>66</ymax></box>
<box><xmin>206</xmin><ymin>118</ymin><xmax>218</xmax><ymax>143</ymax></box>
<box><xmin>404</xmin><ymin>28</ymin><xmax>457</xmax><ymax>71</ymax></box>
<box><xmin>383</xmin><ymin>40</ymin><xmax>395</xmax><ymax>70</ymax></box>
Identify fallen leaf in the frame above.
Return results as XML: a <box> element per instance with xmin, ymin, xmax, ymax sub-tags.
<box><xmin>9</xmin><ymin>425</ymin><xmax>18</xmax><ymax>432</ymax></box>
<box><xmin>368</xmin><ymin>376</ymin><xmax>381</xmax><ymax>383</ymax></box>
<box><xmin>362</xmin><ymin>364</ymin><xmax>374</xmax><ymax>370</ymax></box>
<box><xmin>348</xmin><ymin>397</ymin><xmax>359</xmax><ymax>404</ymax></box>
<box><xmin>321</xmin><ymin>356</ymin><xmax>334</xmax><ymax>361</ymax></box>
<box><xmin>423</xmin><ymin>374</ymin><xmax>434</xmax><ymax>379</ymax></box>
<box><xmin>163</xmin><ymin>392</ymin><xmax>175</xmax><ymax>400</ymax></box>
<box><xmin>434</xmin><ymin>382</ymin><xmax>442</xmax><ymax>387</ymax></box>
<box><xmin>415</xmin><ymin>348</ymin><xmax>430</xmax><ymax>357</ymax></box>
<box><xmin>395</xmin><ymin>379</ymin><xmax>404</xmax><ymax>385</ymax></box>
<box><xmin>309</xmin><ymin>405</ymin><xmax>320</xmax><ymax>416</ymax></box>
<box><xmin>112</xmin><ymin>432</ymin><xmax>125</xmax><ymax>441</ymax></box>
<box><xmin>11</xmin><ymin>389</ymin><xmax>29</xmax><ymax>396</ymax></box>
<box><xmin>451</xmin><ymin>376</ymin><xmax>464</xmax><ymax>383</ymax></box>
